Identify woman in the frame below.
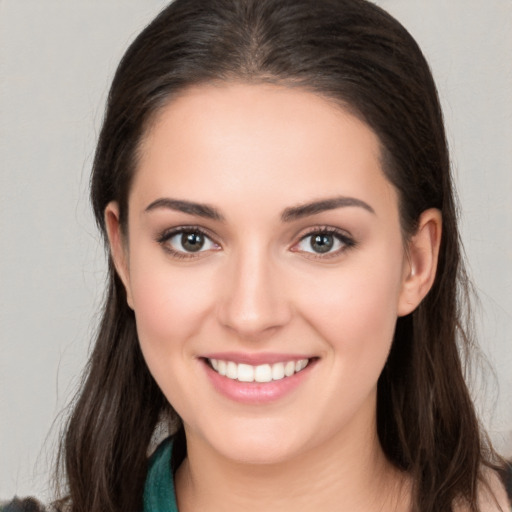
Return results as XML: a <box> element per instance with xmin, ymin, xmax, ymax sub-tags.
<box><xmin>3</xmin><ymin>0</ymin><xmax>510</xmax><ymax>510</ymax></box>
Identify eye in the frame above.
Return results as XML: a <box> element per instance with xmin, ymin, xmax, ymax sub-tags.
<box><xmin>293</xmin><ymin>229</ymin><xmax>355</xmax><ymax>256</ymax></box>
<box><xmin>158</xmin><ymin>227</ymin><xmax>220</xmax><ymax>257</ymax></box>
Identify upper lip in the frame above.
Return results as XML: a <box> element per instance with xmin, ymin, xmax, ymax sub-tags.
<box><xmin>201</xmin><ymin>352</ymin><xmax>315</xmax><ymax>365</ymax></box>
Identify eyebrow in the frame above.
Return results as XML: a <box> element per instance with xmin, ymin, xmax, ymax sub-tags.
<box><xmin>144</xmin><ymin>195</ymin><xmax>375</xmax><ymax>222</ymax></box>
<box><xmin>281</xmin><ymin>196</ymin><xmax>375</xmax><ymax>221</ymax></box>
<box><xmin>145</xmin><ymin>198</ymin><xmax>225</xmax><ymax>221</ymax></box>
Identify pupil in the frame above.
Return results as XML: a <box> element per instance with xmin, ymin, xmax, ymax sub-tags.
<box><xmin>182</xmin><ymin>232</ymin><xmax>204</xmax><ymax>252</ymax></box>
<box><xmin>311</xmin><ymin>234</ymin><xmax>333</xmax><ymax>253</ymax></box>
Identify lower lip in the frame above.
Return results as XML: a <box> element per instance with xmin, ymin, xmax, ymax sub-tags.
<box><xmin>202</xmin><ymin>360</ymin><xmax>315</xmax><ymax>404</ymax></box>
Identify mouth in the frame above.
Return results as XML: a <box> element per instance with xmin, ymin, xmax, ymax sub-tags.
<box><xmin>206</xmin><ymin>357</ymin><xmax>312</xmax><ymax>383</ymax></box>
<box><xmin>200</xmin><ymin>353</ymin><xmax>318</xmax><ymax>403</ymax></box>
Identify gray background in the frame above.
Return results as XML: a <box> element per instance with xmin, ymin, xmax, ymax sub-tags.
<box><xmin>1</xmin><ymin>0</ymin><xmax>511</xmax><ymax>501</ymax></box>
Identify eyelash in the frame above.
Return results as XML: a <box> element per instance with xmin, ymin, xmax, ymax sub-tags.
<box><xmin>156</xmin><ymin>226</ymin><xmax>220</xmax><ymax>260</ymax></box>
<box><xmin>293</xmin><ymin>226</ymin><xmax>356</xmax><ymax>259</ymax></box>
<box><xmin>156</xmin><ymin>225</ymin><xmax>356</xmax><ymax>260</ymax></box>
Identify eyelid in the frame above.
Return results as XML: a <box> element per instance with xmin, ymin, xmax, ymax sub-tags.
<box><xmin>157</xmin><ymin>224</ymin><xmax>218</xmax><ymax>242</ymax></box>
<box><xmin>155</xmin><ymin>224</ymin><xmax>355</xmax><ymax>260</ymax></box>
<box><xmin>156</xmin><ymin>225</ymin><xmax>221</xmax><ymax>258</ymax></box>
<box><xmin>291</xmin><ymin>226</ymin><xmax>356</xmax><ymax>258</ymax></box>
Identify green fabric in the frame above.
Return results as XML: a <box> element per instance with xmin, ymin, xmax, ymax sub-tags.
<box><xmin>143</xmin><ymin>437</ymin><xmax>178</xmax><ymax>512</ymax></box>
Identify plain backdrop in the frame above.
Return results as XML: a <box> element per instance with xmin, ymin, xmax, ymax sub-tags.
<box><xmin>1</xmin><ymin>0</ymin><xmax>511</xmax><ymax>502</ymax></box>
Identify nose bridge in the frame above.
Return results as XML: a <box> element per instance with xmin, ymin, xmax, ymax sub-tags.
<box><xmin>218</xmin><ymin>241</ymin><xmax>290</xmax><ymax>337</ymax></box>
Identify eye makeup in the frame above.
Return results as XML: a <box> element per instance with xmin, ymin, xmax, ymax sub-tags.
<box><xmin>291</xmin><ymin>226</ymin><xmax>356</xmax><ymax>260</ymax></box>
<box><xmin>155</xmin><ymin>223</ymin><xmax>356</xmax><ymax>262</ymax></box>
<box><xmin>156</xmin><ymin>225</ymin><xmax>220</xmax><ymax>260</ymax></box>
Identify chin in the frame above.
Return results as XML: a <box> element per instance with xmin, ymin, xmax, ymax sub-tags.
<box><xmin>193</xmin><ymin>416</ymin><xmax>309</xmax><ymax>466</ymax></box>
<box><xmin>217</xmin><ymin>436</ymin><xmax>301</xmax><ymax>465</ymax></box>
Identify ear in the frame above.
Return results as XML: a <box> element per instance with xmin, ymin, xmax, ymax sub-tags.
<box><xmin>104</xmin><ymin>201</ymin><xmax>134</xmax><ymax>309</ymax></box>
<box><xmin>397</xmin><ymin>208</ymin><xmax>442</xmax><ymax>317</ymax></box>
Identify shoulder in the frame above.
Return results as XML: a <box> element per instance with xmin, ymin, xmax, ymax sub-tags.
<box><xmin>454</xmin><ymin>469</ymin><xmax>512</xmax><ymax>512</ymax></box>
<box><xmin>478</xmin><ymin>469</ymin><xmax>512</xmax><ymax>512</ymax></box>
<box><xmin>0</xmin><ymin>497</ymin><xmax>48</xmax><ymax>512</ymax></box>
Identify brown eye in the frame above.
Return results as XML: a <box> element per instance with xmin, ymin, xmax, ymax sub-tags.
<box><xmin>159</xmin><ymin>228</ymin><xmax>219</xmax><ymax>256</ymax></box>
<box><xmin>181</xmin><ymin>232</ymin><xmax>205</xmax><ymax>252</ymax></box>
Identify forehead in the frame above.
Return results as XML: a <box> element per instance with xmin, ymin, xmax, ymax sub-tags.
<box><xmin>132</xmin><ymin>82</ymin><xmax>397</xmax><ymax>217</ymax></box>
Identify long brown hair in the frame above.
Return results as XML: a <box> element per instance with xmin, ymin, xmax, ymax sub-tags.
<box><xmin>55</xmin><ymin>1</ymin><xmax>503</xmax><ymax>510</ymax></box>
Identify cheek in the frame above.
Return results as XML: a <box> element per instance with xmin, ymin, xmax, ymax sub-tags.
<box><xmin>296</xmin><ymin>248</ymin><xmax>404</xmax><ymax>367</ymax></box>
<box><xmin>127</xmin><ymin>253</ymin><xmax>220</xmax><ymax>415</ymax></box>
<box><xmin>128</xmin><ymin>251</ymin><xmax>216</xmax><ymax>357</ymax></box>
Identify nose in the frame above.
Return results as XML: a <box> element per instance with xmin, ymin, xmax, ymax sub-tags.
<box><xmin>217</xmin><ymin>246</ymin><xmax>292</xmax><ymax>340</ymax></box>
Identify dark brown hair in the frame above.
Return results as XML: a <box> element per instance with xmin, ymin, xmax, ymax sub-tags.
<box><xmin>55</xmin><ymin>1</ymin><xmax>503</xmax><ymax>511</ymax></box>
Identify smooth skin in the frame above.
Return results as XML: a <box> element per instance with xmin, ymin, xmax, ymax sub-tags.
<box><xmin>106</xmin><ymin>83</ymin><xmax>443</xmax><ymax>511</ymax></box>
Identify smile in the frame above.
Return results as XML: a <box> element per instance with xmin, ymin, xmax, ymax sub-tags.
<box><xmin>208</xmin><ymin>358</ymin><xmax>310</xmax><ymax>383</ymax></box>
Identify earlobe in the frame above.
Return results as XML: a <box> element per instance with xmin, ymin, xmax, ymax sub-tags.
<box><xmin>104</xmin><ymin>202</ymin><xmax>134</xmax><ymax>309</ymax></box>
<box><xmin>397</xmin><ymin>208</ymin><xmax>442</xmax><ymax>317</ymax></box>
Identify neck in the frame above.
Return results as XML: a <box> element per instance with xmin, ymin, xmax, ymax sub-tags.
<box><xmin>175</xmin><ymin>407</ymin><xmax>411</xmax><ymax>512</ymax></box>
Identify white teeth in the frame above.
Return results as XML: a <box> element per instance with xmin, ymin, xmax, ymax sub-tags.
<box><xmin>254</xmin><ymin>364</ymin><xmax>272</xmax><ymax>383</ymax></box>
<box><xmin>217</xmin><ymin>359</ymin><xmax>227</xmax><ymax>376</ymax></box>
<box><xmin>237</xmin><ymin>363</ymin><xmax>254</xmax><ymax>382</ymax></box>
<box><xmin>226</xmin><ymin>361</ymin><xmax>237</xmax><ymax>379</ymax></box>
<box><xmin>284</xmin><ymin>361</ymin><xmax>296</xmax><ymax>377</ymax></box>
<box><xmin>295</xmin><ymin>359</ymin><xmax>308</xmax><ymax>372</ymax></box>
<box><xmin>271</xmin><ymin>362</ymin><xmax>285</xmax><ymax>380</ymax></box>
<box><xmin>208</xmin><ymin>358</ymin><xmax>310</xmax><ymax>382</ymax></box>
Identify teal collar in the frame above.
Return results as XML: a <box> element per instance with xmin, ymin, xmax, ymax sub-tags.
<box><xmin>143</xmin><ymin>437</ymin><xmax>179</xmax><ymax>512</ymax></box>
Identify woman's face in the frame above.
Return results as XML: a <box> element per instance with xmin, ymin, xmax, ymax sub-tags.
<box><xmin>108</xmin><ymin>83</ymin><xmax>428</xmax><ymax>465</ymax></box>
